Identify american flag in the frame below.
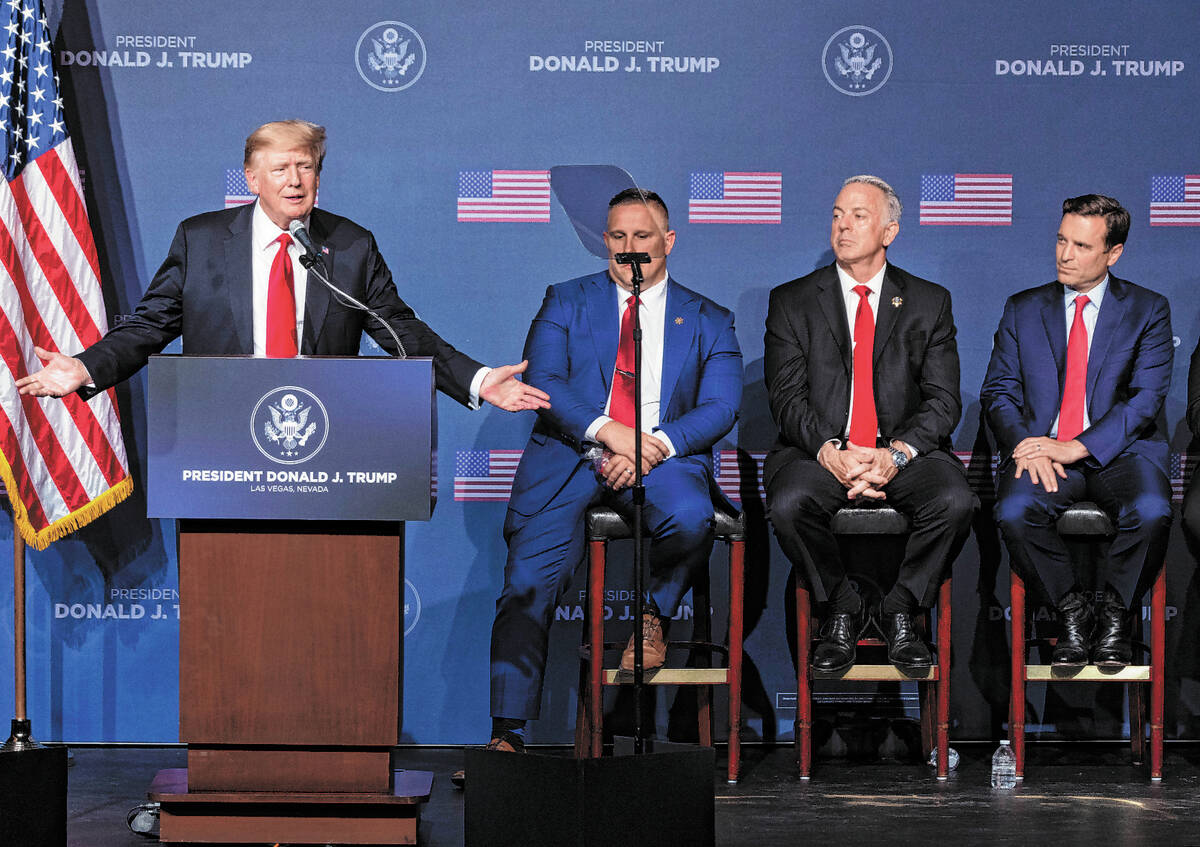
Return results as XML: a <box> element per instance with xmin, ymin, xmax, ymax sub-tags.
<box><xmin>1169</xmin><ymin>452</ymin><xmax>1194</xmax><ymax>503</ymax></box>
<box><xmin>454</xmin><ymin>449</ymin><xmax>522</xmax><ymax>501</ymax></box>
<box><xmin>457</xmin><ymin>170</ymin><xmax>550</xmax><ymax>222</ymax></box>
<box><xmin>224</xmin><ymin>168</ymin><xmax>254</xmax><ymax>207</ymax></box>
<box><xmin>688</xmin><ymin>172</ymin><xmax>782</xmax><ymax>224</ymax></box>
<box><xmin>716</xmin><ymin>449</ymin><xmax>765</xmax><ymax>502</ymax></box>
<box><xmin>955</xmin><ymin>450</ymin><xmax>1000</xmax><ymax>500</ymax></box>
<box><xmin>0</xmin><ymin>0</ymin><xmax>131</xmax><ymax>549</ymax></box>
<box><xmin>919</xmin><ymin>174</ymin><xmax>1013</xmax><ymax>225</ymax></box>
<box><xmin>1149</xmin><ymin>175</ymin><xmax>1200</xmax><ymax>226</ymax></box>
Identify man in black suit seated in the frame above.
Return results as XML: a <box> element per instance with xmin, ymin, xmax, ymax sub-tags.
<box><xmin>764</xmin><ymin>175</ymin><xmax>976</xmax><ymax>672</ymax></box>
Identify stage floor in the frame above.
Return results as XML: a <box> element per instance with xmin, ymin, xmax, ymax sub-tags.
<box><xmin>66</xmin><ymin>743</ymin><xmax>1200</xmax><ymax>845</ymax></box>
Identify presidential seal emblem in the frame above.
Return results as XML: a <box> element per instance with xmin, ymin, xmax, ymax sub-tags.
<box><xmin>355</xmin><ymin>20</ymin><xmax>427</xmax><ymax>92</ymax></box>
<box><xmin>251</xmin><ymin>386</ymin><xmax>330</xmax><ymax>465</ymax></box>
<box><xmin>404</xmin><ymin>578</ymin><xmax>422</xmax><ymax>637</ymax></box>
<box><xmin>822</xmin><ymin>26</ymin><xmax>893</xmax><ymax>96</ymax></box>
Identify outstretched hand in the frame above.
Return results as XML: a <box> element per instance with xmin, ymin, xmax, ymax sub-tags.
<box><xmin>15</xmin><ymin>346</ymin><xmax>89</xmax><ymax>397</ymax></box>
<box><xmin>479</xmin><ymin>360</ymin><xmax>551</xmax><ymax>412</ymax></box>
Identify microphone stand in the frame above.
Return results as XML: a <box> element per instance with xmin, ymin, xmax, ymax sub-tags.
<box><xmin>297</xmin><ymin>251</ymin><xmax>407</xmax><ymax>358</ymax></box>
<box><xmin>614</xmin><ymin>250</ymin><xmax>650</xmax><ymax>754</ymax></box>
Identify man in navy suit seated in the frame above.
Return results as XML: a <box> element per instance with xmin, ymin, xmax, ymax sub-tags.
<box><xmin>480</xmin><ymin>188</ymin><xmax>742</xmax><ymax>761</ymax></box>
<box><xmin>981</xmin><ymin>194</ymin><xmax>1173</xmax><ymax>668</ymax></box>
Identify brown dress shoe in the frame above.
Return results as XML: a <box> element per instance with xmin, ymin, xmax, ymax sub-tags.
<box><xmin>450</xmin><ymin>736</ymin><xmax>520</xmax><ymax>789</ymax></box>
<box><xmin>620</xmin><ymin>611</ymin><xmax>668</xmax><ymax>672</ymax></box>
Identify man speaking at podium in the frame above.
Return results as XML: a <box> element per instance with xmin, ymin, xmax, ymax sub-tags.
<box><xmin>16</xmin><ymin>119</ymin><xmax>548</xmax><ymax>413</ymax></box>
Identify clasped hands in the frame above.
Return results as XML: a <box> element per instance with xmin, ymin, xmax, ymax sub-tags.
<box><xmin>595</xmin><ymin>421</ymin><xmax>668</xmax><ymax>491</ymax></box>
<box><xmin>1010</xmin><ymin>436</ymin><xmax>1088</xmax><ymax>493</ymax></box>
<box><xmin>818</xmin><ymin>440</ymin><xmax>904</xmax><ymax>501</ymax></box>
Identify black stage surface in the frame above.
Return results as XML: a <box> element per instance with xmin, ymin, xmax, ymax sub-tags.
<box><xmin>63</xmin><ymin>743</ymin><xmax>1200</xmax><ymax>845</ymax></box>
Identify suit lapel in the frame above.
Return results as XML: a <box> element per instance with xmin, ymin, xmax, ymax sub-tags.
<box><xmin>301</xmin><ymin>211</ymin><xmax>335</xmax><ymax>354</ymax></box>
<box><xmin>1085</xmin><ymin>276</ymin><xmax>1127</xmax><ymax>401</ymax></box>
<box><xmin>816</xmin><ymin>266</ymin><xmax>851</xmax><ymax>373</ymax></box>
<box><xmin>1040</xmin><ymin>282</ymin><xmax>1068</xmax><ymax>395</ymax></box>
<box><xmin>587</xmin><ymin>273</ymin><xmax>619</xmax><ymax>393</ymax></box>
<box><xmin>661</xmin><ymin>280</ymin><xmax>698</xmax><ymax>417</ymax></box>
<box><xmin>872</xmin><ymin>267</ymin><xmax>904</xmax><ymax>366</ymax></box>
<box><xmin>224</xmin><ymin>206</ymin><xmax>254</xmax><ymax>354</ymax></box>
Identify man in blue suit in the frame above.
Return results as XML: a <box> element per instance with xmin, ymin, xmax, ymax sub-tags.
<box><xmin>483</xmin><ymin>188</ymin><xmax>742</xmax><ymax>757</ymax></box>
<box><xmin>980</xmin><ymin>194</ymin><xmax>1173</xmax><ymax>668</ymax></box>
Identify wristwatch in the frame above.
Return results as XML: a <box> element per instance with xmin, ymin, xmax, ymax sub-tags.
<box><xmin>888</xmin><ymin>446</ymin><xmax>909</xmax><ymax>470</ymax></box>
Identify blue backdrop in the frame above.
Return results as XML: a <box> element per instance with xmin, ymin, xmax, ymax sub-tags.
<box><xmin>4</xmin><ymin>0</ymin><xmax>1200</xmax><ymax>746</ymax></box>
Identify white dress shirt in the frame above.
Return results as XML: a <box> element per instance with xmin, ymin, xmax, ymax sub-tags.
<box><xmin>250</xmin><ymin>201</ymin><xmax>309</xmax><ymax>356</ymax></box>
<box><xmin>584</xmin><ymin>272</ymin><xmax>677</xmax><ymax>458</ymax></box>
<box><xmin>1050</xmin><ymin>275</ymin><xmax>1108</xmax><ymax>437</ymax></box>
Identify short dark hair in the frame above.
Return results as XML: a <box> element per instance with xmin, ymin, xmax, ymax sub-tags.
<box><xmin>608</xmin><ymin>187</ymin><xmax>669</xmax><ymax>227</ymax></box>
<box><xmin>1062</xmin><ymin>194</ymin><xmax>1130</xmax><ymax>249</ymax></box>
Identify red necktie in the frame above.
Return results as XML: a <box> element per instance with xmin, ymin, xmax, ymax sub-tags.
<box><xmin>266</xmin><ymin>233</ymin><xmax>298</xmax><ymax>358</ymax></box>
<box><xmin>848</xmin><ymin>284</ymin><xmax>878</xmax><ymax>447</ymax></box>
<box><xmin>1057</xmin><ymin>294</ymin><xmax>1090</xmax><ymax>441</ymax></box>
<box><xmin>610</xmin><ymin>295</ymin><xmax>640</xmax><ymax>427</ymax></box>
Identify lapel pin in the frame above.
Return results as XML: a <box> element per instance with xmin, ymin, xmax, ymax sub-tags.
<box><xmin>891</xmin><ymin>296</ymin><xmax>903</xmax><ymax>308</ymax></box>
<box><xmin>674</xmin><ymin>316</ymin><xmax>684</xmax><ymax>325</ymax></box>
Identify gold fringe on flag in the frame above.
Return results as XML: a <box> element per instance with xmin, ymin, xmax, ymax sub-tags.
<box><xmin>0</xmin><ymin>451</ymin><xmax>133</xmax><ymax>551</ymax></box>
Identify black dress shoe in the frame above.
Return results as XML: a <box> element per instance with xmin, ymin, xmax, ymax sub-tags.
<box><xmin>1091</xmin><ymin>593</ymin><xmax>1133</xmax><ymax>668</ymax></box>
<box><xmin>879</xmin><ymin>611</ymin><xmax>933</xmax><ymax>671</ymax></box>
<box><xmin>1051</xmin><ymin>592</ymin><xmax>1093</xmax><ymax>667</ymax></box>
<box><xmin>813</xmin><ymin>608</ymin><xmax>867</xmax><ymax>673</ymax></box>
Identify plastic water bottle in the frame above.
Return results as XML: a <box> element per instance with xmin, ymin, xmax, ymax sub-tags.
<box><xmin>991</xmin><ymin>740</ymin><xmax>1017</xmax><ymax>788</ymax></box>
<box><xmin>927</xmin><ymin>746</ymin><xmax>960</xmax><ymax>771</ymax></box>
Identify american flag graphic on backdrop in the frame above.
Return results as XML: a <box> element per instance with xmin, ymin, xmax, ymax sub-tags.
<box><xmin>919</xmin><ymin>174</ymin><xmax>1013</xmax><ymax>225</ymax></box>
<box><xmin>0</xmin><ymin>0</ymin><xmax>132</xmax><ymax>549</ymax></box>
<box><xmin>224</xmin><ymin>169</ymin><xmax>255</xmax><ymax>207</ymax></box>
<box><xmin>1149</xmin><ymin>175</ymin><xmax>1200</xmax><ymax>226</ymax></box>
<box><xmin>688</xmin><ymin>172</ymin><xmax>782</xmax><ymax>224</ymax></box>
<box><xmin>454</xmin><ymin>449</ymin><xmax>522</xmax><ymax>501</ymax></box>
<box><xmin>451</xmin><ymin>449</ymin><xmax>1194</xmax><ymax>505</ymax></box>
<box><xmin>1169</xmin><ymin>452</ymin><xmax>1195</xmax><ymax>502</ymax></box>
<box><xmin>716</xmin><ymin>450</ymin><xmax>766</xmax><ymax>502</ymax></box>
<box><xmin>457</xmin><ymin>170</ymin><xmax>550</xmax><ymax>222</ymax></box>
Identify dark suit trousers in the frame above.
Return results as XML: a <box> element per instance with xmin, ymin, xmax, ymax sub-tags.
<box><xmin>766</xmin><ymin>451</ymin><xmax>976</xmax><ymax>608</ymax></box>
<box><xmin>994</xmin><ymin>454</ymin><xmax>1172</xmax><ymax>607</ymax></box>
<box><xmin>1182</xmin><ymin>473</ymin><xmax>1200</xmax><ymax>560</ymax></box>
<box><xmin>490</xmin><ymin>458</ymin><xmax>715</xmax><ymax>721</ymax></box>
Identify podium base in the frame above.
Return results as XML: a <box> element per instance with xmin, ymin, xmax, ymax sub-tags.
<box><xmin>464</xmin><ymin>744</ymin><xmax>714</xmax><ymax>847</ymax></box>
<box><xmin>148</xmin><ymin>767</ymin><xmax>431</xmax><ymax>845</ymax></box>
<box><xmin>0</xmin><ymin>743</ymin><xmax>68</xmax><ymax>847</ymax></box>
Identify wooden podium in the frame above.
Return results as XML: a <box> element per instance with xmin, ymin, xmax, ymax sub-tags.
<box><xmin>144</xmin><ymin>356</ymin><xmax>437</xmax><ymax>844</ymax></box>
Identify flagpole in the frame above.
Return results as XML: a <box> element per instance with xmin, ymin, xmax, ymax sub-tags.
<box><xmin>2</xmin><ymin>508</ymin><xmax>38</xmax><ymax>751</ymax></box>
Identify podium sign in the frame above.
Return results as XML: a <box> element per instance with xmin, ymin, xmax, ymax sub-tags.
<box><xmin>147</xmin><ymin>355</ymin><xmax>436</xmax><ymax>521</ymax></box>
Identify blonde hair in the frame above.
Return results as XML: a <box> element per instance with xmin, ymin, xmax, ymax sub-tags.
<box><xmin>243</xmin><ymin>120</ymin><xmax>327</xmax><ymax>171</ymax></box>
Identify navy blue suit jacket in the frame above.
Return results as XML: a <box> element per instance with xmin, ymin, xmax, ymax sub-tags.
<box><xmin>980</xmin><ymin>275</ymin><xmax>1173</xmax><ymax>472</ymax></box>
<box><xmin>507</xmin><ymin>272</ymin><xmax>742</xmax><ymax>518</ymax></box>
<box><xmin>76</xmin><ymin>204</ymin><xmax>483</xmax><ymax>405</ymax></box>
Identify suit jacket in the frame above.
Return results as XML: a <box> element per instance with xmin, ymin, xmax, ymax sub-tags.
<box><xmin>980</xmin><ymin>275</ymin><xmax>1173</xmax><ymax>471</ymax></box>
<box><xmin>506</xmin><ymin>271</ymin><xmax>743</xmax><ymax>518</ymax></box>
<box><xmin>762</xmin><ymin>262</ymin><xmax>963</xmax><ymax>484</ymax></box>
<box><xmin>76</xmin><ymin>204</ymin><xmax>482</xmax><ymax>405</ymax></box>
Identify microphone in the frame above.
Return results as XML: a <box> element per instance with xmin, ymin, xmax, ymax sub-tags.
<box><xmin>288</xmin><ymin>219</ymin><xmax>321</xmax><ymax>258</ymax></box>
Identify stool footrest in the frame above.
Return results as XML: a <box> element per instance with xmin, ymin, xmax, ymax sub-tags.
<box><xmin>814</xmin><ymin>665</ymin><xmax>938</xmax><ymax>681</ymax></box>
<box><xmin>603</xmin><ymin>668</ymin><xmax>729</xmax><ymax>685</ymax></box>
<box><xmin>1024</xmin><ymin>665</ymin><xmax>1151</xmax><ymax>682</ymax></box>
